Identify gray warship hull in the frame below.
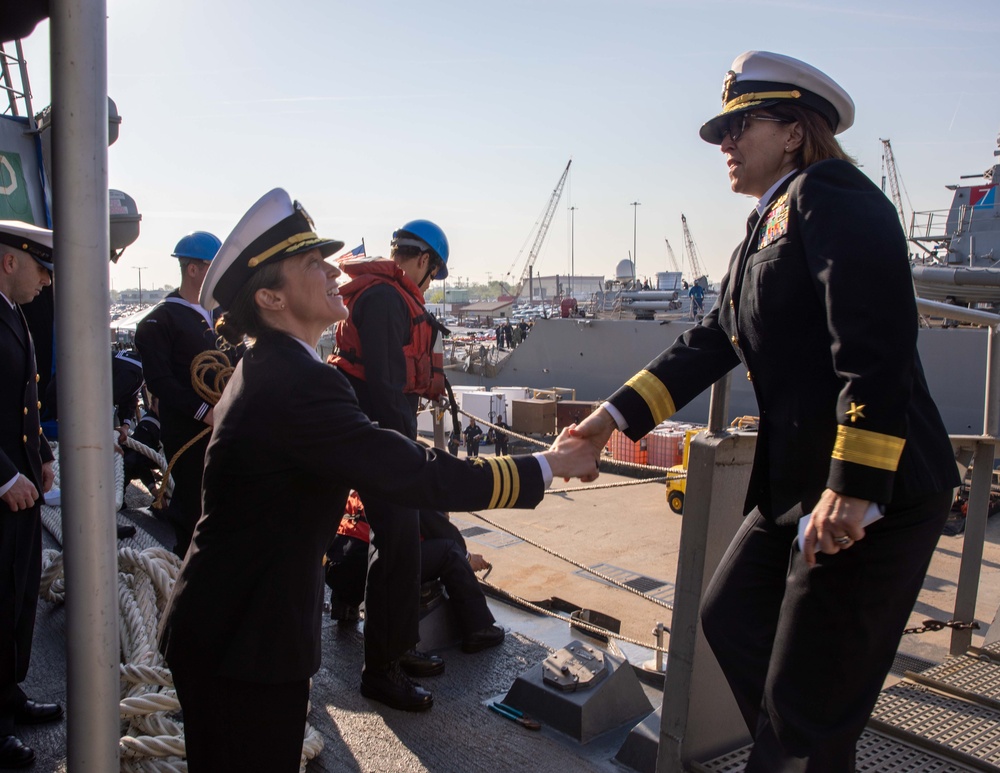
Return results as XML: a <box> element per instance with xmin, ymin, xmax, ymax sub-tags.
<box><xmin>446</xmin><ymin>317</ymin><xmax>989</xmax><ymax>436</ymax></box>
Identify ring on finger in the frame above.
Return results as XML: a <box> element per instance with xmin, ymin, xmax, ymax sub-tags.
<box><xmin>833</xmin><ymin>535</ymin><xmax>852</xmax><ymax>546</ymax></box>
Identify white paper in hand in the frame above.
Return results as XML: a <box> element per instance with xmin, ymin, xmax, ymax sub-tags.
<box><xmin>797</xmin><ymin>502</ymin><xmax>883</xmax><ymax>552</ymax></box>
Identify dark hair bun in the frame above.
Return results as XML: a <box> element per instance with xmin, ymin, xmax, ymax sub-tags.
<box><xmin>215</xmin><ymin>314</ymin><xmax>244</xmax><ymax>347</ymax></box>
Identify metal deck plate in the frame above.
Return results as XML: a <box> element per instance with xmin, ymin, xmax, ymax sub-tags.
<box><xmin>455</xmin><ymin>522</ymin><xmax>523</xmax><ymax>548</ymax></box>
<box><xmin>915</xmin><ymin>653</ymin><xmax>1000</xmax><ymax>700</ymax></box>
<box><xmin>694</xmin><ymin>729</ymin><xmax>975</xmax><ymax>772</ymax></box>
<box><xmin>890</xmin><ymin>652</ymin><xmax>937</xmax><ymax>677</ymax></box>
<box><xmin>579</xmin><ymin>562</ymin><xmax>676</xmax><ymax>608</ymax></box>
<box><xmin>872</xmin><ymin>682</ymin><xmax>1000</xmax><ymax>765</ymax></box>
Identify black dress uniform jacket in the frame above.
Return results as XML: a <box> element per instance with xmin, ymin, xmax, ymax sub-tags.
<box><xmin>134</xmin><ymin>291</ymin><xmax>219</xmax><ymax>449</ymax></box>
<box><xmin>0</xmin><ymin>298</ymin><xmax>53</xmax><ymax>732</ymax></box>
<box><xmin>609</xmin><ymin>159</ymin><xmax>958</xmax><ymax>523</ymax></box>
<box><xmin>160</xmin><ymin>331</ymin><xmax>543</xmax><ymax>684</ymax></box>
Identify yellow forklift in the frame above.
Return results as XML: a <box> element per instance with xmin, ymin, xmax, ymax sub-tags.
<box><xmin>665</xmin><ymin>417</ymin><xmax>759</xmax><ymax>514</ymax></box>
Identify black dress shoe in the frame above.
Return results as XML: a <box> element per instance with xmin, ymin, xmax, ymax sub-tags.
<box><xmin>330</xmin><ymin>598</ymin><xmax>361</xmax><ymax>624</ymax></box>
<box><xmin>398</xmin><ymin>649</ymin><xmax>444</xmax><ymax>677</ymax></box>
<box><xmin>14</xmin><ymin>700</ymin><xmax>63</xmax><ymax>725</ymax></box>
<box><xmin>360</xmin><ymin>662</ymin><xmax>434</xmax><ymax>712</ymax></box>
<box><xmin>462</xmin><ymin>624</ymin><xmax>506</xmax><ymax>653</ymax></box>
<box><xmin>0</xmin><ymin>735</ymin><xmax>35</xmax><ymax>768</ymax></box>
<box><xmin>116</xmin><ymin>524</ymin><xmax>137</xmax><ymax>540</ymax></box>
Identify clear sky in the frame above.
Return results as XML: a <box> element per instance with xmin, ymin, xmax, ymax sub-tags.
<box><xmin>18</xmin><ymin>0</ymin><xmax>1000</xmax><ymax>295</ymax></box>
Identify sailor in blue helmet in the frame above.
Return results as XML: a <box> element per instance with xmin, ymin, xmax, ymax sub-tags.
<box><xmin>0</xmin><ymin>220</ymin><xmax>63</xmax><ymax>769</ymax></box>
<box><xmin>573</xmin><ymin>51</ymin><xmax>958</xmax><ymax>771</ymax></box>
<box><xmin>134</xmin><ymin>230</ymin><xmax>231</xmax><ymax>557</ymax></box>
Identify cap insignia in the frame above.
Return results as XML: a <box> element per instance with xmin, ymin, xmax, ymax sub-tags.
<box><xmin>722</xmin><ymin>70</ymin><xmax>737</xmax><ymax>104</ymax></box>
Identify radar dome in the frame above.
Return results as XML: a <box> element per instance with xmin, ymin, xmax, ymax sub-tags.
<box><xmin>615</xmin><ymin>259</ymin><xmax>635</xmax><ymax>281</ymax></box>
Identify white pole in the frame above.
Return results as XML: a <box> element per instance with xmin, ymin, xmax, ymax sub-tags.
<box><xmin>50</xmin><ymin>0</ymin><xmax>121</xmax><ymax>769</ymax></box>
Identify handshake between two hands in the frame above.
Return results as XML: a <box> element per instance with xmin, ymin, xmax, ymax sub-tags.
<box><xmin>540</xmin><ymin>408</ymin><xmax>618</xmax><ymax>484</ymax></box>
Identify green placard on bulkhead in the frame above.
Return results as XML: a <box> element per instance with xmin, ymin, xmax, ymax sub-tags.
<box><xmin>0</xmin><ymin>151</ymin><xmax>36</xmax><ymax>224</ymax></box>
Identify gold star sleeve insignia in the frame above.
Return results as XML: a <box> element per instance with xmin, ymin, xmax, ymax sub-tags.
<box><xmin>845</xmin><ymin>402</ymin><xmax>866</xmax><ymax>423</ymax></box>
<box><xmin>471</xmin><ymin>457</ymin><xmax>485</xmax><ymax>467</ymax></box>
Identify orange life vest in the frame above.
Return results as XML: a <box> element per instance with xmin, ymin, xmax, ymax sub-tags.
<box><xmin>328</xmin><ymin>258</ymin><xmax>445</xmax><ymax>400</ymax></box>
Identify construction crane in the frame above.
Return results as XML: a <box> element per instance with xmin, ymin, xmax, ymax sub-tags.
<box><xmin>664</xmin><ymin>238</ymin><xmax>681</xmax><ymax>273</ymax></box>
<box><xmin>680</xmin><ymin>214</ymin><xmax>707</xmax><ymax>285</ymax></box>
<box><xmin>501</xmin><ymin>159</ymin><xmax>572</xmax><ymax>302</ymax></box>
<box><xmin>880</xmin><ymin>138</ymin><xmax>908</xmax><ymax>232</ymax></box>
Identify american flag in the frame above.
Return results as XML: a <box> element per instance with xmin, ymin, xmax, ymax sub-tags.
<box><xmin>340</xmin><ymin>243</ymin><xmax>366</xmax><ymax>259</ymax></box>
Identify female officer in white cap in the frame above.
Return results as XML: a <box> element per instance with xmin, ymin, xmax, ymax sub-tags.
<box><xmin>157</xmin><ymin>189</ymin><xmax>598</xmax><ymax>772</ymax></box>
<box><xmin>573</xmin><ymin>51</ymin><xmax>958</xmax><ymax>770</ymax></box>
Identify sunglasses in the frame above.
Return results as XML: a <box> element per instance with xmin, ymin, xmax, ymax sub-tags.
<box><xmin>725</xmin><ymin>113</ymin><xmax>792</xmax><ymax>142</ymax></box>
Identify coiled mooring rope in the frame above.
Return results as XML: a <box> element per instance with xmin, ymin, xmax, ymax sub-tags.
<box><xmin>38</xmin><ymin>443</ymin><xmax>324</xmax><ymax>772</ymax></box>
<box><xmin>119</xmin><ymin>434</ymin><xmax>173</xmax><ymax>506</ymax></box>
<box><xmin>152</xmin><ymin>350</ymin><xmax>233</xmax><ymax>511</ymax></box>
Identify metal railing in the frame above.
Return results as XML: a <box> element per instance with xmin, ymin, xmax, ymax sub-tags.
<box><xmin>910</xmin><ymin>209</ymin><xmax>952</xmax><ymax>242</ymax></box>
<box><xmin>917</xmin><ymin>298</ymin><xmax>1000</xmax><ymax>654</ymax></box>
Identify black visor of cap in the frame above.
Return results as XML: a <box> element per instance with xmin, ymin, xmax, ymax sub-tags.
<box><xmin>700</xmin><ymin>79</ymin><xmax>840</xmax><ymax>144</ymax></box>
<box><xmin>0</xmin><ymin>232</ymin><xmax>53</xmax><ymax>271</ymax></box>
<box><xmin>213</xmin><ymin>209</ymin><xmax>343</xmax><ymax>311</ymax></box>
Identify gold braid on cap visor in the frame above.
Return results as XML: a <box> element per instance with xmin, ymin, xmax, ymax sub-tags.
<box><xmin>247</xmin><ymin>231</ymin><xmax>324</xmax><ymax>268</ymax></box>
<box><xmin>722</xmin><ymin>89</ymin><xmax>802</xmax><ymax>114</ymax></box>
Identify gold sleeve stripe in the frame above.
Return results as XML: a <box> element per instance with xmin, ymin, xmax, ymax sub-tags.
<box><xmin>485</xmin><ymin>458</ymin><xmax>503</xmax><ymax>509</ymax></box>
<box><xmin>502</xmin><ymin>457</ymin><xmax>520</xmax><ymax>507</ymax></box>
<box><xmin>832</xmin><ymin>425</ymin><xmax>905</xmax><ymax>472</ymax></box>
<box><xmin>482</xmin><ymin>457</ymin><xmax>522</xmax><ymax>508</ymax></box>
<box><xmin>625</xmin><ymin>370</ymin><xmax>676</xmax><ymax>425</ymax></box>
<box><xmin>497</xmin><ymin>457</ymin><xmax>513</xmax><ymax>508</ymax></box>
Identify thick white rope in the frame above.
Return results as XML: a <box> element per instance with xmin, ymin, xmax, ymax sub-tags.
<box><xmin>37</xmin><ymin>445</ymin><xmax>324</xmax><ymax>772</ymax></box>
<box><xmin>119</xmin><ymin>433</ymin><xmax>174</xmax><ymax>508</ymax></box>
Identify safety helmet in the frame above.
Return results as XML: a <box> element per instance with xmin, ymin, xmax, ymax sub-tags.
<box><xmin>393</xmin><ymin>219</ymin><xmax>449</xmax><ymax>280</ymax></box>
<box><xmin>171</xmin><ymin>231</ymin><xmax>222</xmax><ymax>262</ymax></box>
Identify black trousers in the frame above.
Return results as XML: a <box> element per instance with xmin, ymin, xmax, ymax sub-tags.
<box><xmin>327</xmin><ymin>535</ymin><xmax>494</xmax><ymax>636</ymax></box>
<box><xmin>0</xmin><ymin>506</ymin><xmax>41</xmax><ymax>735</ymax></box>
<box><xmin>358</xmin><ymin>494</ymin><xmax>421</xmax><ymax>671</ymax></box>
<box><xmin>172</xmin><ymin>665</ymin><xmax>309</xmax><ymax>773</ymax></box>
<box><xmin>701</xmin><ymin>490</ymin><xmax>951</xmax><ymax>773</ymax></box>
<box><xmin>421</xmin><ymin>538</ymin><xmax>495</xmax><ymax>635</ymax></box>
<box><xmin>162</xmin><ymin>430</ymin><xmax>209</xmax><ymax>558</ymax></box>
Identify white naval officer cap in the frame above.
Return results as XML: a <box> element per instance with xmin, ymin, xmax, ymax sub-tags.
<box><xmin>200</xmin><ymin>189</ymin><xmax>345</xmax><ymax>311</ymax></box>
<box><xmin>0</xmin><ymin>220</ymin><xmax>54</xmax><ymax>271</ymax></box>
<box><xmin>700</xmin><ymin>51</ymin><xmax>855</xmax><ymax>145</ymax></box>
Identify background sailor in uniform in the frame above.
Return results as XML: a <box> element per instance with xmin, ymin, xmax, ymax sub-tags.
<box><xmin>327</xmin><ymin>220</ymin><xmax>466</xmax><ymax>710</ymax></box>
<box><xmin>158</xmin><ymin>189</ymin><xmax>599</xmax><ymax>771</ymax></box>
<box><xmin>134</xmin><ymin>231</ymin><xmax>224</xmax><ymax>557</ymax></box>
<box><xmin>0</xmin><ymin>221</ymin><xmax>63</xmax><ymax>769</ymax></box>
<box><xmin>572</xmin><ymin>51</ymin><xmax>959</xmax><ymax>771</ymax></box>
